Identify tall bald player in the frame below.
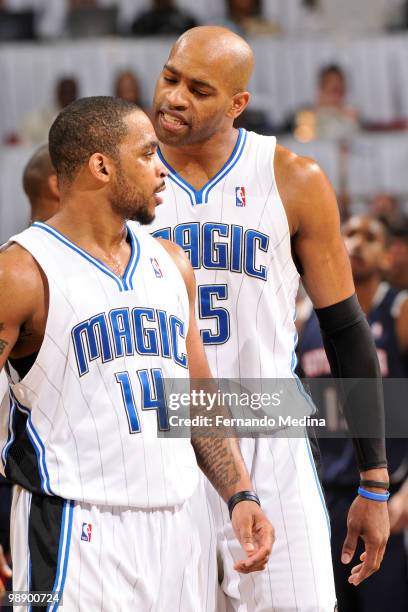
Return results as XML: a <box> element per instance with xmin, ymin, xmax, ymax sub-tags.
<box><xmin>148</xmin><ymin>27</ymin><xmax>390</xmax><ymax>611</ymax></box>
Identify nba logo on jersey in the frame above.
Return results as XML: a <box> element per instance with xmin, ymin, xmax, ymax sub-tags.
<box><xmin>235</xmin><ymin>186</ymin><xmax>246</xmax><ymax>207</ymax></box>
<box><xmin>81</xmin><ymin>522</ymin><xmax>93</xmax><ymax>542</ymax></box>
<box><xmin>150</xmin><ymin>257</ymin><xmax>163</xmax><ymax>278</ymax></box>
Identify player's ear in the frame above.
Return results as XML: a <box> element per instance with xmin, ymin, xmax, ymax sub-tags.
<box><xmin>88</xmin><ymin>153</ymin><xmax>114</xmax><ymax>184</ymax></box>
<box><xmin>226</xmin><ymin>91</ymin><xmax>250</xmax><ymax>120</ymax></box>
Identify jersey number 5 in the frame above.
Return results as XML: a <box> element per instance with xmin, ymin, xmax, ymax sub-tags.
<box><xmin>198</xmin><ymin>284</ymin><xmax>230</xmax><ymax>345</ymax></box>
<box><xmin>115</xmin><ymin>368</ymin><xmax>169</xmax><ymax>433</ymax></box>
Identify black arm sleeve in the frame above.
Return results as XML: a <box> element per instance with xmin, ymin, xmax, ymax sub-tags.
<box><xmin>315</xmin><ymin>294</ymin><xmax>387</xmax><ymax>472</ymax></box>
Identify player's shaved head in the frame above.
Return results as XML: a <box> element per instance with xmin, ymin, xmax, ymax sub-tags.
<box><xmin>169</xmin><ymin>26</ymin><xmax>254</xmax><ymax>95</ymax></box>
<box><xmin>23</xmin><ymin>144</ymin><xmax>55</xmax><ymax>201</ymax></box>
<box><xmin>154</xmin><ymin>26</ymin><xmax>254</xmax><ymax>146</ymax></box>
<box><xmin>23</xmin><ymin>144</ymin><xmax>60</xmax><ymax>222</ymax></box>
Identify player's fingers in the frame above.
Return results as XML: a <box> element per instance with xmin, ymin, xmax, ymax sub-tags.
<box><xmin>234</xmin><ymin>556</ymin><xmax>269</xmax><ymax>573</ymax></box>
<box><xmin>341</xmin><ymin>525</ymin><xmax>359</xmax><ymax>564</ymax></box>
<box><xmin>350</xmin><ymin>563</ymin><xmax>363</xmax><ymax>575</ymax></box>
<box><xmin>254</xmin><ymin>519</ymin><xmax>275</xmax><ymax>556</ymax></box>
<box><xmin>348</xmin><ymin>543</ymin><xmax>379</xmax><ymax>585</ymax></box>
<box><xmin>238</xmin><ymin>519</ymin><xmax>255</xmax><ymax>555</ymax></box>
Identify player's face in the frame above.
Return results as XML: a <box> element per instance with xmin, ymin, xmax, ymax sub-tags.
<box><xmin>109</xmin><ymin>112</ymin><xmax>167</xmax><ymax>224</ymax></box>
<box><xmin>343</xmin><ymin>216</ymin><xmax>388</xmax><ymax>282</ymax></box>
<box><xmin>153</xmin><ymin>50</ymin><xmax>234</xmax><ymax>146</ymax></box>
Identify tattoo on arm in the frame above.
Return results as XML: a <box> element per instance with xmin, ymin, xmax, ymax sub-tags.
<box><xmin>192</xmin><ymin>436</ymin><xmax>241</xmax><ymax>497</ymax></box>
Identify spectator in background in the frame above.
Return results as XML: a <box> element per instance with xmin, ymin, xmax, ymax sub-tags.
<box><xmin>293</xmin><ymin>64</ymin><xmax>359</xmax><ymax>141</ymax></box>
<box><xmin>131</xmin><ymin>0</ymin><xmax>197</xmax><ymax>36</ymax></box>
<box><xmin>388</xmin><ymin>218</ymin><xmax>408</xmax><ymax>289</ymax></box>
<box><xmin>22</xmin><ymin>144</ymin><xmax>60</xmax><ymax>224</ymax></box>
<box><xmin>369</xmin><ymin>192</ymin><xmax>403</xmax><ymax>227</ymax></box>
<box><xmin>298</xmin><ymin>215</ymin><xmax>408</xmax><ymax>612</ymax></box>
<box><xmin>20</xmin><ymin>76</ymin><xmax>78</xmax><ymax>145</ymax></box>
<box><xmin>213</xmin><ymin>0</ymin><xmax>280</xmax><ymax>36</ymax></box>
<box><xmin>114</xmin><ymin>70</ymin><xmax>142</xmax><ymax>106</ymax></box>
<box><xmin>68</xmin><ymin>0</ymin><xmax>97</xmax><ymax>6</ymax></box>
<box><xmin>299</xmin><ymin>0</ymin><xmax>327</xmax><ymax>32</ymax></box>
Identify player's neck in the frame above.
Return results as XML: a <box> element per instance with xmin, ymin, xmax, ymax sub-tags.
<box><xmin>46</xmin><ymin>197</ymin><xmax>127</xmax><ymax>253</ymax></box>
<box><xmin>355</xmin><ymin>276</ymin><xmax>381</xmax><ymax>315</ymax></box>
<box><xmin>159</xmin><ymin>127</ymin><xmax>240</xmax><ymax>189</ymax></box>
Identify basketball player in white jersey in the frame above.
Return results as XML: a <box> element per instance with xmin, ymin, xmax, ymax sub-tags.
<box><xmin>148</xmin><ymin>27</ymin><xmax>390</xmax><ymax>611</ymax></box>
<box><xmin>0</xmin><ymin>97</ymin><xmax>273</xmax><ymax>611</ymax></box>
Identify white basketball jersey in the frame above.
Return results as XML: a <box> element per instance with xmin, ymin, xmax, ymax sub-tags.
<box><xmin>0</xmin><ymin>222</ymin><xmax>198</xmax><ymax>508</ymax></box>
<box><xmin>149</xmin><ymin>129</ymin><xmax>300</xmax><ymax>379</ymax></box>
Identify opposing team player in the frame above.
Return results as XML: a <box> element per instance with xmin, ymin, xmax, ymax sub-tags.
<box><xmin>0</xmin><ymin>97</ymin><xmax>273</xmax><ymax>611</ymax></box>
<box><xmin>299</xmin><ymin>215</ymin><xmax>408</xmax><ymax>612</ymax></box>
<box><xmin>149</xmin><ymin>27</ymin><xmax>390</xmax><ymax>611</ymax></box>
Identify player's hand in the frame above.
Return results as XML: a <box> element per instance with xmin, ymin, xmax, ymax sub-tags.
<box><xmin>341</xmin><ymin>495</ymin><xmax>389</xmax><ymax>586</ymax></box>
<box><xmin>388</xmin><ymin>489</ymin><xmax>408</xmax><ymax>533</ymax></box>
<box><xmin>231</xmin><ymin>501</ymin><xmax>275</xmax><ymax>573</ymax></box>
<box><xmin>0</xmin><ymin>544</ymin><xmax>12</xmax><ymax>596</ymax></box>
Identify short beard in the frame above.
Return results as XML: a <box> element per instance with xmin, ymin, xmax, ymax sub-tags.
<box><xmin>130</xmin><ymin>203</ymin><xmax>155</xmax><ymax>225</ymax></box>
<box><xmin>110</xmin><ymin>163</ymin><xmax>155</xmax><ymax>225</ymax></box>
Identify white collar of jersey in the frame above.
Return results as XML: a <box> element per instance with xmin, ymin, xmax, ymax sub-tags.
<box><xmin>157</xmin><ymin>128</ymin><xmax>248</xmax><ymax>207</ymax></box>
<box><xmin>32</xmin><ymin>222</ymin><xmax>141</xmax><ymax>292</ymax></box>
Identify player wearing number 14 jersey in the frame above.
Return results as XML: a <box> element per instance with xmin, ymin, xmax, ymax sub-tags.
<box><xmin>0</xmin><ymin>97</ymin><xmax>273</xmax><ymax>612</ymax></box>
<box><xmin>148</xmin><ymin>26</ymin><xmax>390</xmax><ymax>612</ymax></box>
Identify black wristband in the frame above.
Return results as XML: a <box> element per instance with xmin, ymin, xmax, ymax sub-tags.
<box><xmin>360</xmin><ymin>480</ymin><xmax>389</xmax><ymax>490</ymax></box>
<box><xmin>228</xmin><ymin>491</ymin><xmax>260</xmax><ymax>519</ymax></box>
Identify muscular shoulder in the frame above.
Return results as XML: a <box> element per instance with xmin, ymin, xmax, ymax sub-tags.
<box><xmin>0</xmin><ymin>243</ymin><xmax>45</xmax><ymax>318</ymax></box>
<box><xmin>274</xmin><ymin>144</ymin><xmax>338</xmax><ymax>236</ymax></box>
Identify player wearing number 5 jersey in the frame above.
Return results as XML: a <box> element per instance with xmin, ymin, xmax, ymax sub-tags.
<box><xmin>148</xmin><ymin>26</ymin><xmax>390</xmax><ymax>611</ymax></box>
<box><xmin>0</xmin><ymin>97</ymin><xmax>273</xmax><ymax>612</ymax></box>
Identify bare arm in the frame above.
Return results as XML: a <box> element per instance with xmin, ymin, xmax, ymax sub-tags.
<box><xmin>158</xmin><ymin>238</ymin><xmax>253</xmax><ymax>498</ymax></box>
<box><xmin>276</xmin><ymin>146</ymin><xmax>389</xmax><ymax>584</ymax></box>
<box><xmin>275</xmin><ymin>145</ymin><xmax>354</xmax><ymax>307</ymax></box>
<box><xmin>159</xmin><ymin>238</ymin><xmax>274</xmax><ymax>572</ymax></box>
<box><xmin>0</xmin><ymin>244</ymin><xmax>43</xmax><ymax>371</ymax></box>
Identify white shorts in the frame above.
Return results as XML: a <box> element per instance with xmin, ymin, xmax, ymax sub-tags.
<box><xmin>11</xmin><ymin>486</ymin><xmax>213</xmax><ymax>612</ymax></box>
<box><xmin>206</xmin><ymin>433</ymin><xmax>336</xmax><ymax>612</ymax></box>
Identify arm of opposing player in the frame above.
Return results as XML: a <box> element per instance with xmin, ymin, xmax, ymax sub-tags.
<box><xmin>159</xmin><ymin>238</ymin><xmax>274</xmax><ymax>572</ymax></box>
<box><xmin>275</xmin><ymin>148</ymin><xmax>389</xmax><ymax>584</ymax></box>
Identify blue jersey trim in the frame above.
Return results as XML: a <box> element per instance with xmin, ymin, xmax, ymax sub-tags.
<box><xmin>1</xmin><ymin>394</ymin><xmax>16</xmax><ymax>469</ymax></box>
<box><xmin>11</xmin><ymin>392</ymin><xmax>54</xmax><ymax>496</ymax></box>
<box><xmin>49</xmin><ymin>500</ymin><xmax>74</xmax><ymax>611</ymax></box>
<box><xmin>157</xmin><ymin>128</ymin><xmax>246</xmax><ymax>205</ymax></box>
<box><xmin>122</xmin><ymin>225</ymin><xmax>141</xmax><ymax>290</ymax></box>
<box><xmin>32</xmin><ymin>222</ymin><xmax>139</xmax><ymax>292</ymax></box>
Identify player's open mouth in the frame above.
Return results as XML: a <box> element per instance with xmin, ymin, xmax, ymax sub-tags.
<box><xmin>159</xmin><ymin>111</ymin><xmax>188</xmax><ymax>132</ymax></box>
<box><xmin>154</xmin><ymin>183</ymin><xmax>166</xmax><ymax>205</ymax></box>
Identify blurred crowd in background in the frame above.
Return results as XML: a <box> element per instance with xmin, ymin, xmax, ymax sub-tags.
<box><xmin>2</xmin><ymin>0</ymin><xmax>408</xmax><ymax>240</ymax></box>
<box><xmin>1</xmin><ymin>2</ymin><xmax>408</xmax><ymax>611</ymax></box>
